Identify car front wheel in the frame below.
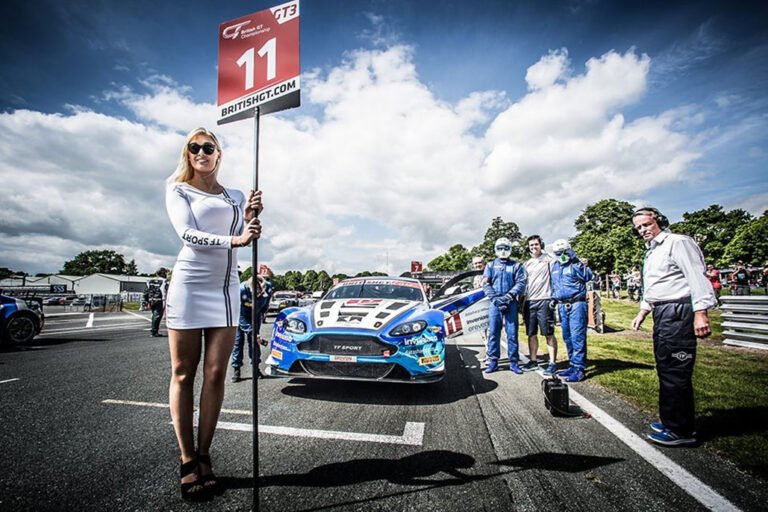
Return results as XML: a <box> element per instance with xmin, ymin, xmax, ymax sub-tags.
<box><xmin>4</xmin><ymin>314</ymin><xmax>37</xmax><ymax>345</ymax></box>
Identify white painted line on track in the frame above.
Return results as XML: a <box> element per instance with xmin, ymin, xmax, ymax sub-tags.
<box><xmin>123</xmin><ymin>310</ymin><xmax>151</xmax><ymax>322</ymax></box>
<box><xmin>45</xmin><ymin>312</ymin><xmax>89</xmax><ymax>318</ymax></box>
<box><xmin>86</xmin><ymin>313</ymin><xmax>94</xmax><ymax>328</ymax></box>
<box><xmin>0</xmin><ymin>378</ymin><xmax>20</xmax><ymax>384</ymax></box>
<box><xmin>103</xmin><ymin>399</ymin><xmax>424</xmax><ymax>446</ymax></box>
<box><xmin>103</xmin><ymin>399</ymin><xmax>171</xmax><ymax>408</ymax></box>
<box><xmin>38</xmin><ymin>322</ymin><xmax>148</xmax><ymax>336</ymax></box>
<box><xmin>568</xmin><ymin>387</ymin><xmax>740</xmax><ymax>512</ymax></box>
<box><xmin>216</xmin><ymin>420</ymin><xmax>426</xmax><ymax>446</ymax></box>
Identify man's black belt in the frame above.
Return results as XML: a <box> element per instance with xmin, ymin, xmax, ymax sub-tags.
<box><xmin>648</xmin><ymin>296</ymin><xmax>691</xmax><ymax>307</ymax></box>
<box><xmin>556</xmin><ymin>297</ymin><xmax>586</xmax><ymax>304</ymax></box>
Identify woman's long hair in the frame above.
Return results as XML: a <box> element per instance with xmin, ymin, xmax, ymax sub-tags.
<box><xmin>167</xmin><ymin>127</ymin><xmax>222</xmax><ymax>184</ymax></box>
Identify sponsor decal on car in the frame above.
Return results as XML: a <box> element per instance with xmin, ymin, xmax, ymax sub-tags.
<box><xmin>343</xmin><ymin>299</ymin><xmax>383</xmax><ymax>306</ymax></box>
<box><xmin>400</xmin><ymin>344</ymin><xmax>432</xmax><ymax>356</ymax></box>
<box><xmin>419</xmin><ymin>354</ymin><xmax>441</xmax><ymax>366</ymax></box>
<box><xmin>402</xmin><ymin>330</ymin><xmax>439</xmax><ymax>346</ymax></box>
<box><xmin>330</xmin><ymin>355</ymin><xmax>357</xmax><ymax>363</ymax></box>
<box><xmin>335</xmin><ymin>278</ymin><xmax>422</xmax><ymax>290</ymax></box>
<box><xmin>274</xmin><ymin>331</ymin><xmax>293</xmax><ymax>342</ymax></box>
<box><xmin>272</xmin><ymin>341</ymin><xmax>290</xmax><ymax>351</ymax></box>
<box><xmin>271</xmin><ymin>349</ymin><xmax>283</xmax><ymax>360</ymax></box>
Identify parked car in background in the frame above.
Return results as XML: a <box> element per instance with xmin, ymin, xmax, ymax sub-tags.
<box><xmin>44</xmin><ymin>296</ymin><xmax>66</xmax><ymax>306</ymax></box>
<box><xmin>268</xmin><ymin>291</ymin><xmax>300</xmax><ymax>314</ymax></box>
<box><xmin>298</xmin><ymin>294</ymin><xmax>317</xmax><ymax>307</ymax></box>
<box><xmin>0</xmin><ymin>294</ymin><xmax>44</xmax><ymax>346</ymax></box>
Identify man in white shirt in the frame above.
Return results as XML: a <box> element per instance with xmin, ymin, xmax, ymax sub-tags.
<box><xmin>522</xmin><ymin>235</ymin><xmax>558</xmax><ymax>376</ymax></box>
<box><xmin>631</xmin><ymin>207</ymin><xmax>717</xmax><ymax>447</ymax></box>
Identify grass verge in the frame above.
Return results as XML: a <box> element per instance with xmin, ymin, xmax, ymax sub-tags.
<box><xmin>571</xmin><ymin>298</ymin><xmax>768</xmax><ymax>479</ymax></box>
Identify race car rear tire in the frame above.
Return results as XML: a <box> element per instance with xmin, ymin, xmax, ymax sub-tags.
<box><xmin>4</xmin><ymin>314</ymin><xmax>38</xmax><ymax>345</ymax></box>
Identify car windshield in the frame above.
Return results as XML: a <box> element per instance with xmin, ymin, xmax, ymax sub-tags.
<box><xmin>430</xmin><ymin>271</ymin><xmax>483</xmax><ymax>301</ymax></box>
<box><xmin>325</xmin><ymin>279</ymin><xmax>425</xmax><ymax>302</ymax></box>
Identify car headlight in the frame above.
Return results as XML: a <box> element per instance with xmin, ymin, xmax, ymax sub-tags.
<box><xmin>389</xmin><ymin>320</ymin><xmax>427</xmax><ymax>337</ymax></box>
<box><xmin>285</xmin><ymin>318</ymin><xmax>306</xmax><ymax>334</ymax></box>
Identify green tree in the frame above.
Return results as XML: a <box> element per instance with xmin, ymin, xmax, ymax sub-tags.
<box><xmin>316</xmin><ymin>270</ymin><xmax>333</xmax><ymax>291</ymax></box>
<box><xmin>722</xmin><ymin>212</ymin><xmax>768</xmax><ymax>266</ymax></box>
<box><xmin>354</xmin><ymin>271</ymin><xmax>387</xmax><ymax>277</ymax></box>
<box><xmin>472</xmin><ymin>217</ymin><xmax>525</xmax><ymax>261</ymax></box>
<box><xmin>60</xmin><ymin>250</ymin><xmax>136</xmax><ymax>276</ymax></box>
<box><xmin>151</xmin><ymin>267</ymin><xmax>170</xmax><ymax>279</ymax></box>
<box><xmin>332</xmin><ymin>273</ymin><xmax>349</xmax><ymax>284</ymax></box>
<box><xmin>571</xmin><ymin>199</ymin><xmax>644</xmax><ymax>275</ymax></box>
<box><xmin>428</xmin><ymin>244</ymin><xmax>471</xmax><ymax>271</ymax></box>
<box><xmin>671</xmin><ymin>205</ymin><xmax>754</xmax><ymax>266</ymax></box>
<box><xmin>302</xmin><ymin>270</ymin><xmax>318</xmax><ymax>291</ymax></box>
<box><xmin>284</xmin><ymin>270</ymin><xmax>304</xmax><ymax>291</ymax></box>
<box><xmin>240</xmin><ymin>266</ymin><xmax>253</xmax><ymax>282</ymax></box>
<box><xmin>0</xmin><ymin>267</ymin><xmax>17</xmax><ymax>280</ymax></box>
<box><xmin>270</xmin><ymin>274</ymin><xmax>286</xmax><ymax>290</ymax></box>
<box><xmin>125</xmin><ymin>259</ymin><xmax>138</xmax><ymax>275</ymax></box>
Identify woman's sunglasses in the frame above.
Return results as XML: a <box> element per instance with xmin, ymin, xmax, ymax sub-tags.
<box><xmin>188</xmin><ymin>142</ymin><xmax>217</xmax><ymax>155</ymax></box>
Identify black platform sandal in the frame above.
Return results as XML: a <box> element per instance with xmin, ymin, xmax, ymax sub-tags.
<box><xmin>180</xmin><ymin>457</ymin><xmax>208</xmax><ymax>502</ymax></box>
<box><xmin>197</xmin><ymin>453</ymin><xmax>223</xmax><ymax>495</ymax></box>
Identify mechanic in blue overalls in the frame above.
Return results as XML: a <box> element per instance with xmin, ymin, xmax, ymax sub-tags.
<box><xmin>482</xmin><ymin>237</ymin><xmax>527</xmax><ymax>374</ymax></box>
<box><xmin>231</xmin><ymin>275</ymin><xmax>273</xmax><ymax>382</ymax></box>
<box><xmin>550</xmin><ymin>239</ymin><xmax>593</xmax><ymax>382</ymax></box>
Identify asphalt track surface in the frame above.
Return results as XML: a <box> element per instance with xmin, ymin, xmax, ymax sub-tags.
<box><xmin>1</xmin><ymin>309</ymin><xmax>766</xmax><ymax>511</ymax></box>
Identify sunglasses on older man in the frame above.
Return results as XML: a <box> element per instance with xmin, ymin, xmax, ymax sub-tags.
<box><xmin>188</xmin><ymin>142</ymin><xmax>217</xmax><ymax>155</ymax></box>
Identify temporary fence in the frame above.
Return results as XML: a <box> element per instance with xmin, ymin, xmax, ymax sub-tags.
<box><xmin>67</xmin><ymin>294</ymin><xmax>123</xmax><ymax>313</ymax></box>
<box><xmin>719</xmin><ymin>295</ymin><xmax>768</xmax><ymax>350</ymax></box>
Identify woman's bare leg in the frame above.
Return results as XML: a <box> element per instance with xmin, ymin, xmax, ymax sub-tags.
<box><xmin>168</xmin><ymin>328</ymin><xmax>202</xmax><ymax>480</ymax></box>
<box><xmin>197</xmin><ymin>326</ymin><xmax>237</xmax><ymax>475</ymax></box>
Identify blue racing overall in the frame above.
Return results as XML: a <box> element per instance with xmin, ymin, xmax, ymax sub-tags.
<box><xmin>231</xmin><ymin>279</ymin><xmax>272</xmax><ymax>369</ymax></box>
<box><xmin>551</xmin><ymin>250</ymin><xmax>593</xmax><ymax>371</ymax></box>
<box><xmin>482</xmin><ymin>258</ymin><xmax>527</xmax><ymax>364</ymax></box>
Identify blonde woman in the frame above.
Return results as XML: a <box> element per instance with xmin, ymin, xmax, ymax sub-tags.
<box><xmin>164</xmin><ymin>127</ymin><xmax>262</xmax><ymax>500</ymax></box>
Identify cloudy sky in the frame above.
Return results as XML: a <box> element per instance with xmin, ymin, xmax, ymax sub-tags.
<box><xmin>1</xmin><ymin>0</ymin><xmax>766</xmax><ymax>277</ymax></box>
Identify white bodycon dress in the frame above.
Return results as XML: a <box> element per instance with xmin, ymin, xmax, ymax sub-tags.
<box><xmin>165</xmin><ymin>182</ymin><xmax>246</xmax><ymax>329</ymax></box>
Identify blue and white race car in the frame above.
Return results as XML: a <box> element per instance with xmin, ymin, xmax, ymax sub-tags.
<box><xmin>0</xmin><ymin>294</ymin><xmax>44</xmax><ymax>347</ymax></box>
<box><xmin>265</xmin><ymin>276</ymin><xmax>455</xmax><ymax>383</ymax></box>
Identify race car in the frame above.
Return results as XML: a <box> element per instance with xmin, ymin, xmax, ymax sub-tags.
<box><xmin>268</xmin><ymin>290</ymin><xmax>300</xmax><ymax>314</ymax></box>
<box><xmin>0</xmin><ymin>294</ymin><xmax>45</xmax><ymax>347</ymax></box>
<box><xmin>265</xmin><ymin>276</ymin><xmax>453</xmax><ymax>384</ymax></box>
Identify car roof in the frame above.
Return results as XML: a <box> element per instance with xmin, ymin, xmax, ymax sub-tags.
<box><xmin>340</xmin><ymin>276</ymin><xmax>421</xmax><ymax>284</ymax></box>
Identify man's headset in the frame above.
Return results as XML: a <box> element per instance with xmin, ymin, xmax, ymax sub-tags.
<box><xmin>631</xmin><ymin>207</ymin><xmax>669</xmax><ymax>238</ymax></box>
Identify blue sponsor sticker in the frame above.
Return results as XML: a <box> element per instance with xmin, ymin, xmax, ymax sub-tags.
<box><xmin>272</xmin><ymin>341</ymin><xmax>290</xmax><ymax>351</ymax></box>
<box><xmin>274</xmin><ymin>331</ymin><xmax>293</xmax><ymax>342</ymax></box>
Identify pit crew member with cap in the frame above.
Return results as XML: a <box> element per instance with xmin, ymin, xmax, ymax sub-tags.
<box><xmin>482</xmin><ymin>237</ymin><xmax>527</xmax><ymax>374</ymax></box>
<box><xmin>550</xmin><ymin>238</ymin><xmax>593</xmax><ymax>382</ymax></box>
<box><xmin>231</xmin><ymin>275</ymin><xmax>272</xmax><ymax>382</ymax></box>
<box><xmin>522</xmin><ymin>235</ymin><xmax>558</xmax><ymax>376</ymax></box>
<box><xmin>631</xmin><ymin>207</ymin><xmax>717</xmax><ymax>447</ymax></box>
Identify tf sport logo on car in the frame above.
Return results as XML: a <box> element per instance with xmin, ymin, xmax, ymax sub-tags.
<box><xmin>333</xmin><ymin>344</ymin><xmax>363</xmax><ymax>353</ymax></box>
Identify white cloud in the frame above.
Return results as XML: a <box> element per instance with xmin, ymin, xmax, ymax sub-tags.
<box><xmin>730</xmin><ymin>192</ymin><xmax>768</xmax><ymax>217</ymax></box>
<box><xmin>0</xmin><ymin>45</ymin><xmax>709</xmax><ymax>277</ymax></box>
<box><xmin>525</xmin><ymin>48</ymin><xmax>570</xmax><ymax>90</ymax></box>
